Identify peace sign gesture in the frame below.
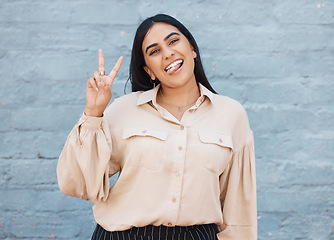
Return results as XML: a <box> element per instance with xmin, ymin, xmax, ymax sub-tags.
<box><xmin>84</xmin><ymin>49</ymin><xmax>123</xmax><ymax>117</ymax></box>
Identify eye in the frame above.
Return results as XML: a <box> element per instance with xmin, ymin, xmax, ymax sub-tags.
<box><xmin>149</xmin><ymin>49</ymin><xmax>159</xmax><ymax>56</ymax></box>
<box><xmin>169</xmin><ymin>39</ymin><xmax>179</xmax><ymax>45</ymax></box>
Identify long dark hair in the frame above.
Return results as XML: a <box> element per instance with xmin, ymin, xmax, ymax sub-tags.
<box><xmin>128</xmin><ymin>14</ymin><xmax>216</xmax><ymax>93</ymax></box>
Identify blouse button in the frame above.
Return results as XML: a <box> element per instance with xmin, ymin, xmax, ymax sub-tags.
<box><xmin>172</xmin><ymin>198</ymin><xmax>176</xmax><ymax>203</ymax></box>
<box><xmin>178</xmin><ymin>146</ymin><xmax>183</xmax><ymax>151</ymax></box>
<box><xmin>219</xmin><ymin>138</ymin><xmax>223</xmax><ymax>143</ymax></box>
<box><xmin>142</xmin><ymin>130</ymin><xmax>147</xmax><ymax>134</ymax></box>
<box><xmin>180</xmin><ymin>125</ymin><xmax>184</xmax><ymax>130</ymax></box>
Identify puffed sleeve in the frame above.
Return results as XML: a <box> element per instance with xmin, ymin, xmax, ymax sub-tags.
<box><xmin>217</xmin><ymin>105</ymin><xmax>257</xmax><ymax>239</ymax></box>
<box><xmin>57</xmin><ymin>114</ymin><xmax>120</xmax><ymax>204</ymax></box>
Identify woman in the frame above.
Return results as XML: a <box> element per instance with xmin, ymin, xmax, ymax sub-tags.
<box><xmin>57</xmin><ymin>14</ymin><xmax>257</xmax><ymax>240</ymax></box>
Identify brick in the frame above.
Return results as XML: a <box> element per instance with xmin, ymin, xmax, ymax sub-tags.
<box><xmin>247</xmin><ymin>106</ymin><xmax>317</xmax><ymax>133</ymax></box>
<box><xmin>243</xmin><ymin>80</ymin><xmax>312</xmax><ymax>105</ymax></box>
<box><xmin>7</xmin><ymin>159</ymin><xmax>58</xmax><ymax>188</ymax></box>
<box><xmin>0</xmin><ymin>108</ymin><xmax>11</xmax><ymax>132</ymax></box>
<box><xmin>0</xmin><ymin>161</ymin><xmax>10</xmax><ymax>188</ymax></box>
<box><xmin>11</xmin><ymin>105</ymin><xmax>83</xmax><ymax>131</ymax></box>
<box><xmin>279</xmin><ymin>162</ymin><xmax>334</xmax><ymax>187</ymax></box>
<box><xmin>255</xmin><ymin>161</ymin><xmax>283</xmax><ymax>187</ymax></box>
<box><xmin>276</xmin><ymin>25</ymin><xmax>334</xmax><ymax>52</ymax></box>
<box><xmin>1</xmin><ymin>189</ymin><xmax>38</xmax><ymax>212</ymax></box>
<box><xmin>254</xmin><ymin>130</ymin><xmax>334</xmax><ymax>161</ymax></box>
<box><xmin>280</xmin><ymin>213</ymin><xmax>333</xmax><ymax>240</ymax></box>
<box><xmin>211</xmin><ymin>78</ymin><xmax>245</xmax><ymax>103</ymax></box>
<box><xmin>257</xmin><ymin>212</ymin><xmax>287</xmax><ymax>240</ymax></box>
<box><xmin>274</xmin><ymin>2</ymin><xmax>334</xmax><ymax>25</ymax></box>
<box><xmin>0</xmin><ymin>23</ymin><xmax>134</xmax><ymax>53</ymax></box>
<box><xmin>0</xmin><ymin>130</ymin><xmax>70</xmax><ymax>159</ymax></box>
<box><xmin>310</xmin><ymin>82</ymin><xmax>334</xmax><ymax>106</ymax></box>
<box><xmin>6</xmin><ymin>211</ymin><xmax>94</xmax><ymax>239</ymax></box>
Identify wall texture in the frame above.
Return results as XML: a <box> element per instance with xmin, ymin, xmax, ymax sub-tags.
<box><xmin>1</xmin><ymin>0</ymin><xmax>333</xmax><ymax>239</ymax></box>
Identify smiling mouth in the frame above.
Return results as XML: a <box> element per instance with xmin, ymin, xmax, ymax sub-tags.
<box><xmin>165</xmin><ymin>60</ymin><xmax>183</xmax><ymax>74</ymax></box>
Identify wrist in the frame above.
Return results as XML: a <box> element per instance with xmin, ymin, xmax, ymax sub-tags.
<box><xmin>84</xmin><ymin>107</ymin><xmax>104</xmax><ymax>117</ymax></box>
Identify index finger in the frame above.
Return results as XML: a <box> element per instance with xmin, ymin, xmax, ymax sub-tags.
<box><xmin>98</xmin><ymin>49</ymin><xmax>105</xmax><ymax>75</ymax></box>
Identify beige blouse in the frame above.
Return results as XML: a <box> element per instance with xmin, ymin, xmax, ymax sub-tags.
<box><xmin>57</xmin><ymin>84</ymin><xmax>257</xmax><ymax>239</ymax></box>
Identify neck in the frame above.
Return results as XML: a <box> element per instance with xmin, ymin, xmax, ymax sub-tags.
<box><xmin>158</xmin><ymin>81</ymin><xmax>200</xmax><ymax>109</ymax></box>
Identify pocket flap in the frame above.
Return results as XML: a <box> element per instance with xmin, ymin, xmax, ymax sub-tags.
<box><xmin>198</xmin><ymin>131</ymin><xmax>233</xmax><ymax>149</ymax></box>
<box><xmin>123</xmin><ymin>127</ymin><xmax>168</xmax><ymax>141</ymax></box>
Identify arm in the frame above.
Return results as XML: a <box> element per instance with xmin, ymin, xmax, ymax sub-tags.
<box><xmin>217</xmin><ymin>132</ymin><xmax>257</xmax><ymax>239</ymax></box>
<box><xmin>57</xmin><ymin>49</ymin><xmax>123</xmax><ymax>204</ymax></box>
<box><xmin>217</xmin><ymin>103</ymin><xmax>257</xmax><ymax>239</ymax></box>
<box><xmin>57</xmin><ymin>114</ymin><xmax>119</xmax><ymax>204</ymax></box>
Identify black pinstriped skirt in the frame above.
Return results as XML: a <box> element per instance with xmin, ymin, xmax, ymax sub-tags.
<box><xmin>91</xmin><ymin>224</ymin><xmax>218</xmax><ymax>240</ymax></box>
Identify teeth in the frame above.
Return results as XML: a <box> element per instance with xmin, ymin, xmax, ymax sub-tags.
<box><xmin>165</xmin><ymin>60</ymin><xmax>183</xmax><ymax>71</ymax></box>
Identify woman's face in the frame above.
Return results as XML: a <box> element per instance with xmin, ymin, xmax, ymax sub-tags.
<box><xmin>142</xmin><ymin>22</ymin><xmax>197</xmax><ymax>89</ymax></box>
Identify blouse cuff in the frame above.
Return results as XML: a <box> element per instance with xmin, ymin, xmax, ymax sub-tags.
<box><xmin>217</xmin><ymin>225</ymin><xmax>257</xmax><ymax>239</ymax></box>
<box><xmin>78</xmin><ymin>113</ymin><xmax>104</xmax><ymax>129</ymax></box>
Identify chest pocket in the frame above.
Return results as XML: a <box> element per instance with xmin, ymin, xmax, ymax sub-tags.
<box><xmin>122</xmin><ymin>127</ymin><xmax>168</xmax><ymax>170</ymax></box>
<box><xmin>197</xmin><ymin>131</ymin><xmax>233</xmax><ymax>174</ymax></box>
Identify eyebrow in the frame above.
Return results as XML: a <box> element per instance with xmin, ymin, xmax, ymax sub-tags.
<box><xmin>145</xmin><ymin>32</ymin><xmax>180</xmax><ymax>53</ymax></box>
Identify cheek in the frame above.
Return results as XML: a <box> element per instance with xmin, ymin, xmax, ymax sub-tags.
<box><xmin>148</xmin><ymin>58</ymin><xmax>162</xmax><ymax>73</ymax></box>
<box><xmin>145</xmin><ymin>62</ymin><xmax>163</xmax><ymax>80</ymax></box>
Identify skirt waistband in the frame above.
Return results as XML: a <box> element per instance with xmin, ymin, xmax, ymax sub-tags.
<box><xmin>92</xmin><ymin>223</ymin><xmax>218</xmax><ymax>239</ymax></box>
<box><xmin>124</xmin><ymin>224</ymin><xmax>217</xmax><ymax>236</ymax></box>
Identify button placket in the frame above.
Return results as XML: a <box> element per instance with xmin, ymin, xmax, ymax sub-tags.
<box><xmin>167</xmin><ymin>124</ymin><xmax>187</xmax><ymax>224</ymax></box>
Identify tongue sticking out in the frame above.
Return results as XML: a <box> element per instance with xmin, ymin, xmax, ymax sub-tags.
<box><xmin>166</xmin><ymin>62</ymin><xmax>182</xmax><ymax>75</ymax></box>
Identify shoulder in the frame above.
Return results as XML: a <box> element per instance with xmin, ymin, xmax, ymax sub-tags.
<box><xmin>214</xmin><ymin>94</ymin><xmax>243</xmax><ymax>108</ymax></box>
<box><xmin>103</xmin><ymin>91</ymin><xmax>142</xmax><ymax>122</ymax></box>
<box><xmin>212</xmin><ymin>94</ymin><xmax>252</xmax><ymax>150</ymax></box>
<box><xmin>106</xmin><ymin>91</ymin><xmax>141</xmax><ymax>111</ymax></box>
<box><xmin>112</xmin><ymin>91</ymin><xmax>141</xmax><ymax>106</ymax></box>
<box><xmin>212</xmin><ymin>94</ymin><xmax>248</xmax><ymax>122</ymax></box>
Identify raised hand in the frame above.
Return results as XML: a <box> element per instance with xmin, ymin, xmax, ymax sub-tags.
<box><xmin>84</xmin><ymin>49</ymin><xmax>123</xmax><ymax>117</ymax></box>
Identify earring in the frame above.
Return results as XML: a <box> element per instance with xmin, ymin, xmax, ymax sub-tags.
<box><xmin>150</xmin><ymin>78</ymin><xmax>156</xmax><ymax>88</ymax></box>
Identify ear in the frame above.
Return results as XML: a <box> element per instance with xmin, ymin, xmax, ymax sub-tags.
<box><xmin>191</xmin><ymin>45</ymin><xmax>197</xmax><ymax>58</ymax></box>
<box><xmin>143</xmin><ymin>66</ymin><xmax>156</xmax><ymax>80</ymax></box>
<box><xmin>192</xmin><ymin>50</ymin><xmax>197</xmax><ymax>59</ymax></box>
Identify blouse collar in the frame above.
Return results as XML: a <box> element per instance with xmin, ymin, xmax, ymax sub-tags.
<box><xmin>136</xmin><ymin>83</ymin><xmax>215</xmax><ymax>106</ymax></box>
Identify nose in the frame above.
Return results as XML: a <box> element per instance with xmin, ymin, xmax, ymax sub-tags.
<box><xmin>163</xmin><ymin>47</ymin><xmax>174</xmax><ymax>59</ymax></box>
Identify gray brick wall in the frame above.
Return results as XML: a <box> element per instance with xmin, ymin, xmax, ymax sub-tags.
<box><xmin>1</xmin><ymin>0</ymin><xmax>333</xmax><ymax>239</ymax></box>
